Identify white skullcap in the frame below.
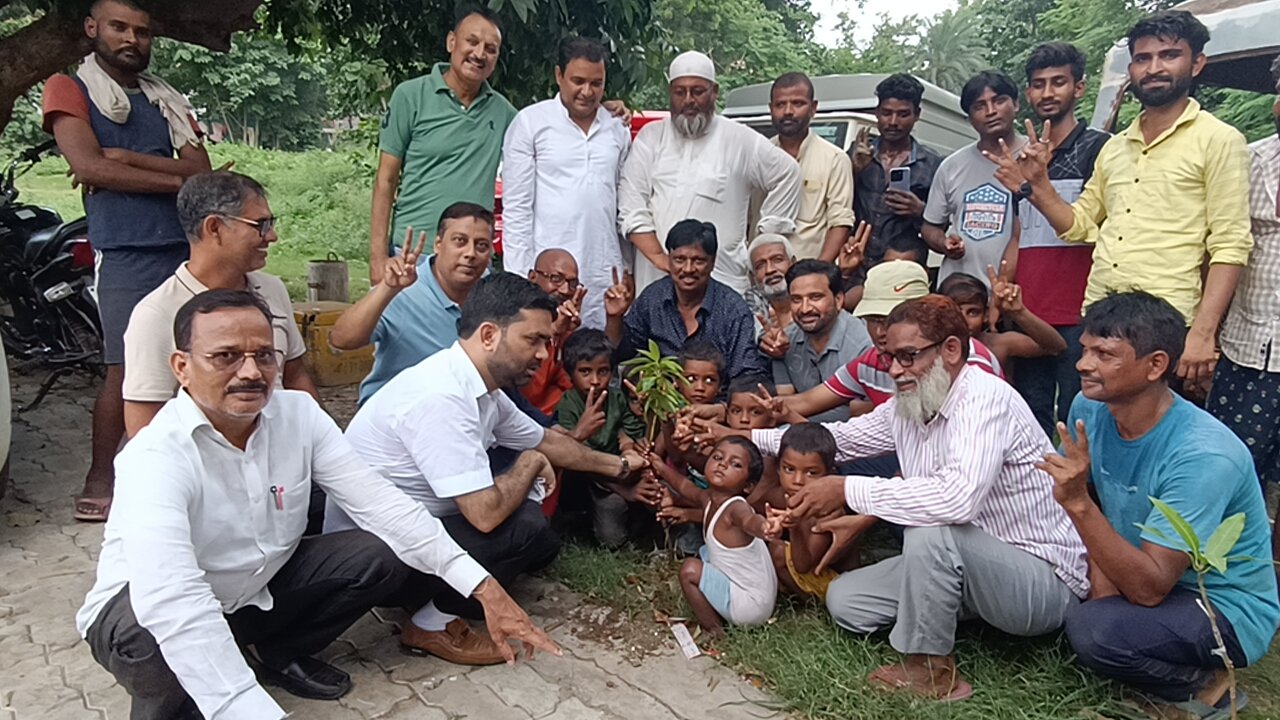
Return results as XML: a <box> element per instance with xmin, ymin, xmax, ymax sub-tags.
<box><xmin>747</xmin><ymin>232</ymin><xmax>795</xmax><ymax>259</ymax></box>
<box><xmin>667</xmin><ymin>51</ymin><xmax>717</xmax><ymax>83</ymax></box>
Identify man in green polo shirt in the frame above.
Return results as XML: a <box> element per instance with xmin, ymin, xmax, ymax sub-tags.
<box><xmin>369</xmin><ymin>5</ymin><xmax>515</xmax><ymax>284</ymax></box>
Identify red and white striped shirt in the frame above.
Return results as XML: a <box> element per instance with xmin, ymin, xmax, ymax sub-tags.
<box><xmin>755</xmin><ymin>366</ymin><xmax>1088</xmax><ymax>597</ymax></box>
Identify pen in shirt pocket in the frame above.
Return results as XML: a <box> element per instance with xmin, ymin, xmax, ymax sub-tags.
<box><xmin>269</xmin><ymin>485</ymin><xmax>284</xmax><ymax>511</ymax></box>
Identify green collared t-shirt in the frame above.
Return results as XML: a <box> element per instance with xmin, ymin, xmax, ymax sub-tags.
<box><xmin>380</xmin><ymin>63</ymin><xmax>517</xmax><ymax>249</ymax></box>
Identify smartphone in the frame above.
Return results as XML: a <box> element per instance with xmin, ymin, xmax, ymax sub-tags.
<box><xmin>888</xmin><ymin>166</ymin><xmax>911</xmax><ymax>193</ymax></box>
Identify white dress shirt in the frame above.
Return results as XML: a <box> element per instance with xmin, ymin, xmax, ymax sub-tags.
<box><xmin>618</xmin><ymin>115</ymin><xmax>801</xmax><ymax>294</ymax></box>
<box><xmin>76</xmin><ymin>390</ymin><xmax>488</xmax><ymax>720</ymax></box>
<box><xmin>754</xmin><ymin>367</ymin><xmax>1089</xmax><ymax>597</ymax></box>
<box><xmin>501</xmin><ymin>96</ymin><xmax>630</xmax><ymax>330</ymax></box>
<box><xmin>328</xmin><ymin>342</ymin><xmax>546</xmax><ymax>525</ymax></box>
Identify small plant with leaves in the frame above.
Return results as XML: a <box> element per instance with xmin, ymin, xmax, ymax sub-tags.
<box><xmin>1139</xmin><ymin>499</ymin><xmax>1249</xmax><ymax>719</ymax></box>
<box><xmin>619</xmin><ymin>340</ymin><xmax>689</xmax><ymax>444</ymax></box>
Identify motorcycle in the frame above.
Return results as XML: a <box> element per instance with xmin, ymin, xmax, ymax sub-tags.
<box><xmin>0</xmin><ymin>139</ymin><xmax>102</xmax><ymax>411</ymax></box>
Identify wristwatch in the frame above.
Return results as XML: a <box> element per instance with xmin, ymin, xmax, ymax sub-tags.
<box><xmin>1014</xmin><ymin>180</ymin><xmax>1034</xmax><ymax>202</ymax></box>
<box><xmin>616</xmin><ymin>455</ymin><xmax>631</xmax><ymax>480</ymax></box>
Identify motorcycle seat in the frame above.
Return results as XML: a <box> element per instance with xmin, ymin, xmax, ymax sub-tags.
<box><xmin>23</xmin><ymin>225</ymin><xmax>58</xmax><ymax>264</ymax></box>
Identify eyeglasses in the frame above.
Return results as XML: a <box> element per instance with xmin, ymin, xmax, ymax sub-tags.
<box><xmin>221</xmin><ymin>215</ymin><xmax>278</xmax><ymax>240</ymax></box>
<box><xmin>531</xmin><ymin>269</ymin><xmax>580</xmax><ymax>291</ymax></box>
<box><xmin>670</xmin><ymin>255</ymin><xmax>711</xmax><ymax>270</ymax></box>
<box><xmin>190</xmin><ymin>349</ymin><xmax>281</xmax><ymax>372</ymax></box>
<box><xmin>877</xmin><ymin>341</ymin><xmax>943</xmax><ymax>369</ymax></box>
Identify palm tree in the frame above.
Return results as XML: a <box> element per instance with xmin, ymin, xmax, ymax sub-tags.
<box><xmin>911</xmin><ymin>8</ymin><xmax>989</xmax><ymax>93</ymax></box>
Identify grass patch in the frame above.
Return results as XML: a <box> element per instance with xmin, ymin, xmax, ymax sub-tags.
<box><xmin>545</xmin><ymin>539</ymin><xmax>1280</xmax><ymax>720</ymax></box>
<box><xmin>13</xmin><ymin>144</ymin><xmax>375</xmax><ymax>301</ymax></box>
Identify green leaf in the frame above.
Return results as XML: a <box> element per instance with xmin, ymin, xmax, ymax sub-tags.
<box><xmin>1203</xmin><ymin>513</ymin><xmax>1246</xmax><ymax>576</ymax></box>
<box><xmin>1149</xmin><ymin>497</ymin><xmax>1202</xmax><ymax>559</ymax></box>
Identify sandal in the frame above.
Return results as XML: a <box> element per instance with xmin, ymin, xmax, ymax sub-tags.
<box><xmin>1127</xmin><ymin>690</ymin><xmax>1248</xmax><ymax>720</ymax></box>
<box><xmin>73</xmin><ymin>496</ymin><xmax>112</xmax><ymax>522</ymax></box>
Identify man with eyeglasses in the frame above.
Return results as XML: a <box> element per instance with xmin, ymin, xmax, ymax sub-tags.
<box><xmin>702</xmin><ymin>293</ymin><xmax>1086</xmax><ymax>702</ymax></box>
<box><xmin>80</xmin><ymin>288</ymin><xmax>560</xmax><ymax>718</ymax></box>
<box><xmin>521</xmin><ymin>248</ymin><xmax>581</xmax><ymax>415</ymax></box>
<box><xmin>122</xmin><ymin>171</ymin><xmax>316</xmax><ymax>438</ymax></box>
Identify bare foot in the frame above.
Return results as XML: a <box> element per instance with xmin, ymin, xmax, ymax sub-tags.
<box><xmin>867</xmin><ymin>654</ymin><xmax>973</xmax><ymax>702</ymax></box>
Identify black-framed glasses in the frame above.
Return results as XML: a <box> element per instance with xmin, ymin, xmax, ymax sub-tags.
<box><xmin>221</xmin><ymin>215</ymin><xmax>278</xmax><ymax>240</ymax></box>
<box><xmin>191</xmin><ymin>349</ymin><xmax>281</xmax><ymax>372</ymax></box>
<box><xmin>531</xmin><ymin>269</ymin><xmax>580</xmax><ymax>291</ymax></box>
<box><xmin>877</xmin><ymin>341</ymin><xmax>943</xmax><ymax>369</ymax></box>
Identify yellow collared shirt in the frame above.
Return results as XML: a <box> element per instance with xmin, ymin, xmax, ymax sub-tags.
<box><xmin>770</xmin><ymin>131</ymin><xmax>855</xmax><ymax>259</ymax></box>
<box><xmin>1064</xmin><ymin>99</ymin><xmax>1253</xmax><ymax>324</ymax></box>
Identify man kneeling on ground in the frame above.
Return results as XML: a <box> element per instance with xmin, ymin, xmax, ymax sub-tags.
<box><xmin>699</xmin><ymin>294</ymin><xmax>1088</xmax><ymax>701</ymax></box>
<box><xmin>328</xmin><ymin>272</ymin><xmax>649</xmax><ymax>665</ymax></box>
<box><xmin>1041</xmin><ymin>291</ymin><xmax>1279</xmax><ymax>718</ymax></box>
<box><xmin>77</xmin><ymin>290</ymin><xmax>557</xmax><ymax>720</ymax></box>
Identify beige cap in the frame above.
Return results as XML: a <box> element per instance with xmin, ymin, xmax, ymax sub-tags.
<box><xmin>667</xmin><ymin>51</ymin><xmax>716</xmax><ymax>83</ymax></box>
<box><xmin>854</xmin><ymin>260</ymin><xmax>930</xmax><ymax>318</ymax></box>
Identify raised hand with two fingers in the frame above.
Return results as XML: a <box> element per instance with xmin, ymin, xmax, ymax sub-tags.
<box><xmin>1035</xmin><ymin>419</ymin><xmax>1094</xmax><ymax>515</ymax></box>
<box><xmin>757</xmin><ymin>307</ymin><xmax>791</xmax><ymax>359</ymax></box>
<box><xmin>383</xmin><ymin>227</ymin><xmax>428</xmax><ymax>291</ymax></box>
<box><xmin>838</xmin><ymin>221</ymin><xmax>871</xmax><ymax>276</ymax></box>
<box><xmin>603</xmin><ymin>266</ymin><xmax>635</xmax><ymax>318</ymax></box>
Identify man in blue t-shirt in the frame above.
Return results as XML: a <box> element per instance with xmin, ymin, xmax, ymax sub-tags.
<box><xmin>1038</xmin><ymin>291</ymin><xmax>1279</xmax><ymax>715</ymax></box>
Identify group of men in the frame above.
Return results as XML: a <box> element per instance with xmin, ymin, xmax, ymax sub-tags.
<box><xmin>38</xmin><ymin>0</ymin><xmax>1280</xmax><ymax>717</ymax></box>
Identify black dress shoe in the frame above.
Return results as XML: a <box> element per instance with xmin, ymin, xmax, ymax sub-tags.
<box><xmin>252</xmin><ymin>655</ymin><xmax>352</xmax><ymax>700</ymax></box>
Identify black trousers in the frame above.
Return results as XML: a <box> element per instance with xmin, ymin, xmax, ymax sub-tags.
<box><xmin>84</xmin><ymin>530</ymin><xmax>409</xmax><ymax>720</ymax></box>
<box><xmin>385</xmin><ymin>499</ymin><xmax>560</xmax><ymax>619</ymax></box>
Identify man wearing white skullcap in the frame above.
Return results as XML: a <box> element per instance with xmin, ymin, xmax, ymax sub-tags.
<box><xmin>618</xmin><ymin>50</ymin><xmax>801</xmax><ymax>295</ymax></box>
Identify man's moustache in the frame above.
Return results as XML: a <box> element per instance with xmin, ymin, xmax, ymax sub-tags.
<box><xmin>226</xmin><ymin>383</ymin><xmax>268</xmax><ymax>395</ymax></box>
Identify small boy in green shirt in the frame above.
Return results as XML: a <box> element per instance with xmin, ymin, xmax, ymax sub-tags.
<box><xmin>557</xmin><ymin>329</ymin><xmax>658</xmax><ymax>547</ymax></box>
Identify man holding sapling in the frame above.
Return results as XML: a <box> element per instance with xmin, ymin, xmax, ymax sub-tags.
<box><xmin>1040</xmin><ymin>291</ymin><xmax>1279</xmax><ymax>717</ymax></box>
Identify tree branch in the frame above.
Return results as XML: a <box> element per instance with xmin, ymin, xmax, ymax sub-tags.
<box><xmin>0</xmin><ymin>0</ymin><xmax>263</xmax><ymax>132</ymax></box>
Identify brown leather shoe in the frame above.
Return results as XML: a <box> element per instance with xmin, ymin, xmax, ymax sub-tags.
<box><xmin>400</xmin><ymin>618</ymin><xmax>507</xmax><ymax>666</ymax></box>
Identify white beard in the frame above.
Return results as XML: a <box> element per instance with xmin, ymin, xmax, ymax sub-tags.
<box><xmin>893</xmin><ymin>361</ymin><xmax>953</xmax><ymax>424</ymax></box>
<box><xmin>672</xmin><ymin>111</ymin><xmax>712</xmax><ymax>138</ymax></box>
<box><xmin>760</xmin><ymin>276</ymin><xmax>788</xmax><ymax>300</ymax></box>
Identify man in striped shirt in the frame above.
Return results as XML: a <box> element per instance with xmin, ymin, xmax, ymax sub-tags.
<box><xmin>762</xmin><ymin>295</ymin><xmax>1088</xmax><ymax>701</ymax></box>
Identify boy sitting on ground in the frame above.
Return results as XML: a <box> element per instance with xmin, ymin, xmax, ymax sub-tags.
<box><xmin>765</xmin><ymin>424</ymin><xmax>865</xmax><ymax>601</ymax></box>
<box><xmin>938</xmin><ymin>265</ymin><xmax>1066</xmax><ymax>371</ymax></box>
<box><xmin>659</xmin><ymin>437</ymin><xmax>778</xmax><ymax>637</ymax></box>
<box><xmin>557</xmin><ymin>329</ymin><xmax>662</xmax><ymax>547</ymax></box>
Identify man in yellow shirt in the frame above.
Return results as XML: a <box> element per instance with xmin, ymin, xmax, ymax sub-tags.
<box><xmin>990</xmin><ymin>10</ymin><xmax>1252</xmax><ymax>389</ymax></box>
<box><xmin>767</xmin><ymin>72</ymin><xmax>855</xmax><ymax>261</ymax></box>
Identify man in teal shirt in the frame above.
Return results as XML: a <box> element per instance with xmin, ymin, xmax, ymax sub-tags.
<box><xmin>1039</xmin><ymin>291</ymin><xmax>1279</xmax><ymax>716</ymax></box>
<box><xmin>368</xmin><ymin>5</ymin><xmax>515</xmax><ymax>284</ymax></box>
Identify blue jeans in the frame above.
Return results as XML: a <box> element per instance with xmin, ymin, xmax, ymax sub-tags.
<box><xmin>1013</xmin><ymin>324</ymin><xmax>1083</xmax><ymax>438</ymax></box>
<box><xmin>1065</xmin><ymin>586</ymin><xmax>1247</xmax><ymax>702</ymax></box>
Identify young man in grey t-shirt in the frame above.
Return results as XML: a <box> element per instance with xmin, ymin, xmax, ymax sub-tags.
<box><xmin>923</xmin><ymin>71</ymin><xmax>1026</xmax><ymax>287</ymax></box>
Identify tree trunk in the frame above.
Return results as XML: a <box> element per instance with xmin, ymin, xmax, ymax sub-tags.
<box><xmin>0</xmin><ymin>0</ymin><xmax>263</xmax><ymax>132</ymax></box>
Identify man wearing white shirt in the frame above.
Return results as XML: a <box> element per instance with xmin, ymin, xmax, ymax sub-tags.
<box><xmin>700</xmin><ymin>294</ymin><xmax>1087</xmax><ymax>701</ymax></box>
<box><xmin>618</xmin><ymin>50</ymin><xmax>801</xmax><ymax>294</ymax></box>
<box><xmin>329</xmin><ymin>272</ymin><xmax>648</xmax><ymax>665</ymax></box>
<box><xmin>501</xmin><ymin>37</ymin><xmax>630</xmax><ymax>330</ymax></box>
<box><xmin>77</xmin><ymin>289</ymin><xmax>557</xmax><ymax>720</ymax></box>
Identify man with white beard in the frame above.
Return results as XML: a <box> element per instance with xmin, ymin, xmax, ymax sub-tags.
<box><xmin>618</xmin><ymin>51</ymin><xmax>801</xmax><ymax>294</ymax></box>
<box><xmin>744</xmin><ymin>233</ymin><xmax>795</xmax><ymax>349</ymax></box>
<box><xmin>740</xmin><ymin>295</ymin><xmax>1088</xmax><ymax>702</ymax></box>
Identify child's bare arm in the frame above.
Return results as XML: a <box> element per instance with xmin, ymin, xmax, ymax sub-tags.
<box><xmin>648</xmin><ymin>452</ymin><xmax>708</xmax><ymax>507</ymax></box>
<box><xmin>618</xmin><ymin>431</ymin><xmax>637</xmax><ymax>455</ymax></box>
<box><xmin>724</xmin><ymin>499</ymin><xmax>772</xmax><ymax>541</ymax></box>
<box><xmin>789</xmin><ymin>513</ymin><xmax>838</xmax><ymax>575</ymax></box>
<box><xmin>745</xmin><ymin>458</ymin><xmax>781</xmax><ymax>513</ymax></box>
<box><xmin>987</xmin><ymin>261</ymin><xmax>1067</xmax><ymax>359</ymax></box>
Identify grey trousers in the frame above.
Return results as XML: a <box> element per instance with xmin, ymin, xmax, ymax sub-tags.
<box><xmin>825</xmin><ymin>524</ymin><xmax>1078</xmax><ymax>656</ymax></box>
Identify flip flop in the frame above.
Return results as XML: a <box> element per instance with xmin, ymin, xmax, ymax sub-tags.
<box><xmin>867</xmin><ymin>665</ymin><xmax>974</xmax><ymax>702</ymax></box>
<box><xmin>1126</xmin><ymin>689</ymin><xmax>1248</xmax><ymax>720</ymax></box>
<box><xmin>73</xmin><ymin>496</ymin><xmax>111</xmax><ymax>522</ymax></box>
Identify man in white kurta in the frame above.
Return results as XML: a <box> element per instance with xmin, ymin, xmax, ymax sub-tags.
<box><xmin>618</xmin><ymin>51</ymin><xmax>801</xmax><ymax>295</ymax></box>
<box><xmin>501</xmin><ymin>38</ymin><xmax>630</xmax><ymax>329</ymax></box>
